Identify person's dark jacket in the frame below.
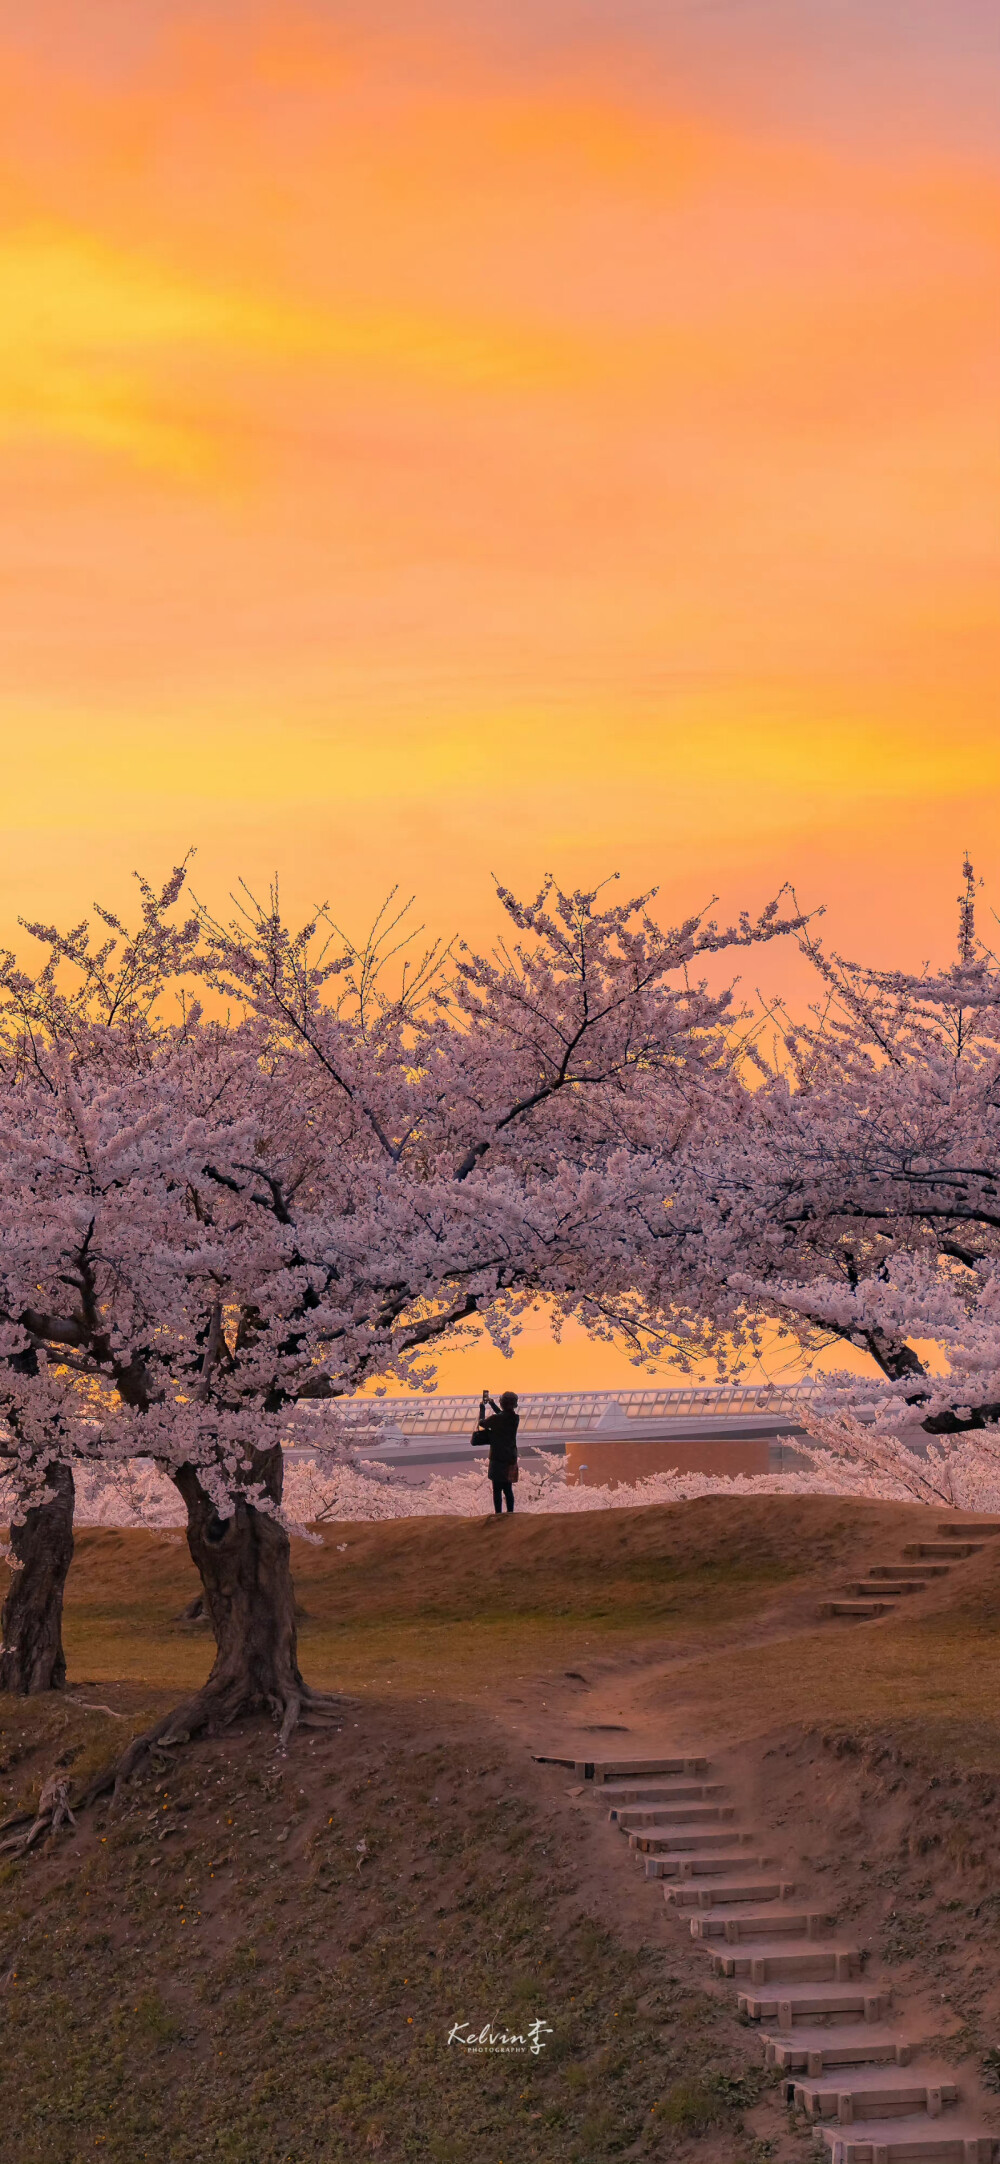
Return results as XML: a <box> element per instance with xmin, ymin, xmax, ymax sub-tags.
<box><xmin>473</xmin><ymin>1407</ymin><xmax>519</xmax><ymax>1477</ymax></box>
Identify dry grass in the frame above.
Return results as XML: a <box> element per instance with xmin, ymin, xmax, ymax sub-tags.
<box><xmin>631</xmin><ymin>1500</ymin><xmax>1000</xmax><ymax>1768</ymax></box>
<box><xmin>0</xmin><ymin>1705</ymin><xmax>794</xmax><ymax>2164</ymax></box>
<box><xmin>1</xmin><ymin>1493</ymin><xmax>999</xmax><ymax>2161</ymax></box>
<box><xmin>2</xmin><ymin>1494</ymin><xmax>997</xmax><ymax>1792</ymax></box>
<box><xmin>2</xmin><ymin>1495</ymin><xmax>873</xmax><ymax>1706</ymax></box>
<box><xmin>642</xmin><ymin>1614</ymin><xmax>1000</xmax><ymax>1765</ymax></box>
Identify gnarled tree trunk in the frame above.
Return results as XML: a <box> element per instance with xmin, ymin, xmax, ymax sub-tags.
<box><xmin>79</xmin><ymin>1444</ymin><xmax>347</xmax><ymax>1804</ymax></box>
<box><xmin>172</xmin><ymin>1449</ymin><xmax>307</xmax><ymax>1734</ymax></box>
<box><xmin>0</xmin><ymin>1464</ymin><xmax>75</xmax><ymax>1694</ymax></box>
<box><xmin>72</xmin><ymin>1444</ymin><xmax>351</xmax><ymax>1810</ymax></box>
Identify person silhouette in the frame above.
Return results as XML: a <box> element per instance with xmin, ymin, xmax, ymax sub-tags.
<box><xmin>472</xmin><ymin>1389</ymin><xmax>519</xmax><ymax>1512</ymax></box>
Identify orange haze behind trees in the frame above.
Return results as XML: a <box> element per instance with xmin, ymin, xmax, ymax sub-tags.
<box><xmin>1</xmin><ymin>1</ymin><xmax>997</xmax><ymax>1389</ymax></box>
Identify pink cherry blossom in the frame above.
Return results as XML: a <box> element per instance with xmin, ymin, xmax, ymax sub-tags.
<box><xmin>0</xmin><ymin>864</ymin><xmax>800</xmax><ymax>1735</ymax></box>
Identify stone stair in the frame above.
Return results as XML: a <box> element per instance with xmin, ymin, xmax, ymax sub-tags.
<box><xmin>552</xmin><ymin>1745</ymin><xmax>997</xmax><ymax>2161</ymax></box>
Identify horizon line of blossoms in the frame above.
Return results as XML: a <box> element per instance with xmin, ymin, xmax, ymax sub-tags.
<box><xmin>2</xmin><ymin>1432</ymin><xmax>993</xmax><ymax>1541</ymax></box>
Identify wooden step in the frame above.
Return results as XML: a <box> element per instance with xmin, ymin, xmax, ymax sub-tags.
<box><xmin>820</xmin><ymin>1600</ymin><xmax>897</xmax><ymax>1619</ymax></box>
<box><xmin>707</xmin><ymin>1938</ymin><xmax>862</xmax><ymax>1983</ymax></box>
<box><xmin>904</xmin><ymin>1543</ymin><xmax>983</xmax><ymax>1561</ymax></box>
<box><xmin>629</xmin><ymin>1824</ymin><xmax>758</xmax><ymax>1854</ymax></box>
<box><xmin>738</xmin><ymin>1983</ymin><xmax>892</xmax><ymax>2024</ymax></box>
<box><xmin>667</xmin><ymin>1877</ymin><xmax>794</xmax><ymax>1907</ymax></box>
<box><xmin>532</xmin><ymin>1754</ymin><xmax>708</xmax><ymax>1780</ymax></box>
<box><xmin>690</xmin><ymin>1905</ymin><xmax>832</xmax><ymax>1941</ymax></box>
<box><xmin>645</xmin><ymin>1849</ymin><xmax>771</xmax><ymax>1880</ymax></box>
<box><xmin>763</xmin><ymin>2025</ymin><xmax>915</xmax><ymax>2073</ymax></box>
<box><xmin>585</xmin><ymin>1755</ymin><xmax>708</xmax><ymax>1783</ymax></box>
<box><xmin>600</xmin><ymin>1780</ymin><xmax>729</xmax><ymax>1806</ymax></box>
<box><xmin>793</xmin><ymin>2063</ymin><xmax>959</xmax><ymax>2122</ymax></box>
<box><xmin>868</xmin><ymin>1565</ymin><xmax>951</xmax><ymax>1580</ymax></box>
<box><xmin>855</xmin><ymin>1581</ymin><xmax>927</xmax><ymax>1598</ymax></box>
<box><xmin>613</xmin><ymin>1803</ymin><xmax>733</xmax><ymax>1829</ymax></box>
<box><xmin>936</xmin><ymin>1522</ymin><xmax>1000</xmax><ymax>1537</ymax></box>
<box><xmin>818</xmin><ymin>2115</ymin><xmax>994</xmax><ymax>2161</ymax></box>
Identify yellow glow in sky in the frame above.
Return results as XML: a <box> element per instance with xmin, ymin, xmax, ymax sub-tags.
<box><xmin>0</xmin><ymin>3</ymin><xmax>997</xmax><ymax>1384</ymax></box>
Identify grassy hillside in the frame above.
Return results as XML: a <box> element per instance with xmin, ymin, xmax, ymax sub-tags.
<box><xmin>2</xmin><ymin>1494</ymin><xmax>908</xmax><ymax>1705</ymax></box>
<box><xmin>0</xmin><ymin>1701</ymin><xmax>794</xmax><ymax>2164</ymax></box>
<box><xmin>1</xmin><ymin>1495</ymin><xmax>1000</xmax><ymax>2162</ymax></box>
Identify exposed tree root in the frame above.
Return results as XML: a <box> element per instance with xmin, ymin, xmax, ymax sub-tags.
<box><xmin>64</xmin><ymin>1697</ymin><xmax>127</xmax><ymax>1719</ymax></box>
<box><xmin>0</xmin><ymin>1772</ymin><xmax>77</xmax><ymax>1854</ymax></box>
<box><xmin>0</xmin><ymin>1464</ymin><xmax>358</xmax><ymax>1842</ymax></box>
<box><xmin>0</xmin><ymin>1683</ymin><xmax>358</xmax><ymax>1854</ymax></box>
<box><xmin>74</xmin><ymin>1678</ymin><xmax>357</xmax><ymax>1810</ymax></box>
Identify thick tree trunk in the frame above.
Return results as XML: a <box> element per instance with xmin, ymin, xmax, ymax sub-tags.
<box><xmin>172</xmin><ymin>1450</ymin><xmax>307</xmax><ymax>1732</ymax></box>
<box><xmin>72</xmin><ymin>1445</ymin><xmax>351</xmax><ymax>1809</ymax></box>
<box><xmin>0</xmin><ymin>1464</ymin><xmax>74</xmax><ymax>1694</ymax></box>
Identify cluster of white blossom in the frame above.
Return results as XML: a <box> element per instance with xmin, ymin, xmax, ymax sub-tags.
<box><xmin>9</xmin><ymin>855</ymin><xmax>1000</xmax><ymax>1716</ymax></box>
<box><xmin>677</xmin><ymin>862</ymin><xmax>1000</xmax><ymax>1457</ymax></box>
<box><xmin>799</xmin><ymin>1411</ymin><xmax>1000</xmax><ymax>1510</ymax></box>
<box><xmin>0</xmin><ymin>867</ymin><xmax>798</xmax><ymax>1515</ymax></box>
<box><xmin>5</xmin><ymin>1436</ymin><xmax>993</xmax><ymax>1539</ymax></box>
<box><xmin>0</xmin><ymin>866</ymin><xmax>804</xmax><ymax>1699</ymax></box>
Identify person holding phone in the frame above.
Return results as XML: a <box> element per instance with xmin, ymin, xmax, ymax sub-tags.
<box><xmin>471</xmin><ymin>1388</ymin><xmax>520</xmax><ymax>1513</ymax></box>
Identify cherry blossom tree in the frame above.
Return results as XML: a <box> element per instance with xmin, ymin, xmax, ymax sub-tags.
<box><xmin>0</xmin><ymin>865</ymin><xmax>800</xmax><ymax>1767</ymax></box>
<box><xmin>194</xmin><ymin>874</ymin><xmax>802</xmax><ymax>1374</ymax></box>
<box><xmin>0</xmin><ymin>995</ymin><xmax>344</xmax><ymax>1730</ymax></box>
<box><xmin>121</xmin><ymin>872</ymin><xmax>795</xmax><ymax>1756</ymax></box>
<box><xmin>0</xmin><ymin>866</ymin><xmax>201</xmax><ymax>1690</ymax></box>
<box><xmin>687</xmin><ymin>861</ymin><xmax>1000</xmax><ymax>1496</ymax></box>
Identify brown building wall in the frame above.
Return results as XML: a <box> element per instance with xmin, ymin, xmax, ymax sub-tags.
<box><xmin>562</xmin><ymin>1435</ymin><xmax>772</xmax><ymax>1487</ymax></box>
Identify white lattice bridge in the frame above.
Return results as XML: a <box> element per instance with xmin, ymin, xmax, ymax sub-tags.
<box><xmin>291</xmin><ymin>1380</ymin><xmax>822</xmax><ymax>1463</ymax></box>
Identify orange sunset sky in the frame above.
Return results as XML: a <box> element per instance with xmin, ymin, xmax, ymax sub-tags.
<box><xmin>1</xmin><ymin>0</ymin><xmax>997</xmax><ymax>1389</ymax></box>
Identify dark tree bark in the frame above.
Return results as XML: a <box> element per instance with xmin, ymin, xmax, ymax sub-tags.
<box><xmin>77</xmin><ymin>1442</ymin><xmax>349</xmax><ymax>1804</ymax></box>
<box><xmin>171</xmin><ymin>1447</ymin><xmax>308</xmax><ymax>1739</ymax></box>
<box><xmin>0</xmin><ymin>1464</ymin><xmax>75</xmax><ymax>1695</ymax></box>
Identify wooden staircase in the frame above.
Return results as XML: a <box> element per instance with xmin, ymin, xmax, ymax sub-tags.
<box><xmin>818</xmin><ymin>1520</ymin><xmax>1000</xmax><ymax>1623</ymax></box>
<box><xmin>537</xmin><ymin>1508</ymin><xmax>1000</xmax><ymax>2164</ymax></box>
<box><xmin>566</xmin><ymin>1752</ymin><xmax>999</xmax><ymax>2160</ymax></box>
